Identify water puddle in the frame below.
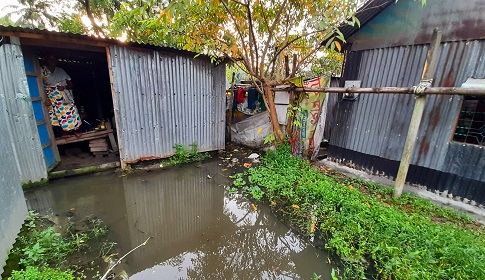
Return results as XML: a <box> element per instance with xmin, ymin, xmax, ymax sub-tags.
<box><xmin>25</xmin><ymin>159</ymin><xmax>336</xmax><ymax>279</ymax></box>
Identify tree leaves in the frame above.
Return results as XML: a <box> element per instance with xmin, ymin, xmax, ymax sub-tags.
<box><xmin>110</xmin><ymin>0</ymin><xmax>360</xmax><ymax>82</ymax></box>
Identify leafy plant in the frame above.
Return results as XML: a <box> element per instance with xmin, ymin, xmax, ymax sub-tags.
<box><xmin>235</xmin><ymin>145</ymin><xmax>485</xmax><ymax>280</ymax></box>
<box><xmin>8</xmin><ymin>266</ymin><xmax>78</xmax><ymax>280</ymax></box>
<box><xmin>312</xmin><ymin>272</ymin><xmax>322</xmax><ymax>280</ymax></box>
<box><xmin>168</xmin><ymin>143</ymin><xmax>210</xmax><ymax>166</ymax></box>
<box><xmin>6</xmin><ymin>211</ymin><xmax>112</xmax><ymax>279</ymax></box>
<box><xmin>231</xmin><ymin>173</ymin><xmax>247</xmax><ymax>188</ymax></box>
<box><xmin>98</xmin><ymin>241</ymin><xmax>117</xmax><ymax>258</ymax></box>
<box><xmin>247</xmin><ymin>185</ymin><xmax>264</xmax><ymax>201</ymax></box>
<box><xmin>263</xmin><ymin>134</ymin><xmax>276</xmax><ymax>145</ymax></box>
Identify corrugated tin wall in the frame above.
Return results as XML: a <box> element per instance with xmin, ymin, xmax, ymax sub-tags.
<box><xmin>331</xmin><ymin>40</ymin><xmax>485</xmax><ymax>182</ymax></box>
<box><xmin>109</xmin><ymin>46</ymin><xmax>226</xmax><ymax>164</ymax></box>
<box><xmin>0</xmin><ymin>44</ymin><xmax>47</xmax><ymax>184</ymax></box>
<box><xmin>0</xmin><ymin>68</ymin><xmax>28</xmax><ymax>274</ymax></box>
<box><xmin>324</xmin><ymin>78</ymin><xmax>341</xmax><ymax>140</ymax></box>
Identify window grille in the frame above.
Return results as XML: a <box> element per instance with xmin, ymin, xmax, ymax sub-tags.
<box><xmin>453</xmin><ymin>96</ymin><xmax>485</xmax><ymax>146</ymax></box>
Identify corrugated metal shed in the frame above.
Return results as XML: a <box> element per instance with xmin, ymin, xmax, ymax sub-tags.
<box><xmin>0</xmin><ymin>70</ymin><xmax>28</xmax><ymax>275</ymax></box>
<box><xmin>109</xmin><ymin>46</ymin><xmax>226</xmax><ymax>164</ymax></box>
<box><xmin>331</xmin><ymin>40</ymin><xmax>485</xmax><ymax>202</ymax></box>
<box><xmin>0</xmin><ymin>44</ymin><xmax>48</xmax><ymax>184</ymax></box>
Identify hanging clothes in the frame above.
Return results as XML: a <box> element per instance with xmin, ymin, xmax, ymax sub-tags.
<box><xmin>41</xmin><ymin>66</ymin><xmax>82</xmax><ymax>132</ymax></box>
<box><xmin>236</xmin><ymin>87</ymin><xmax>245</xmax><ymax>103</ymax></box>
<box><xmin>247</xmin><ymin>88</ymin><xmax>258</xmax><ymax>110</ymax></box>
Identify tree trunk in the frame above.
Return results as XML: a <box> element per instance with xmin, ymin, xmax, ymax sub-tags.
<box><xmin>263</xmin><ymin>84</ymin><xmax>284</xmax><ymax>143</ymax></box>
<box><xmin>81</xmin><ymin>0</ymin><xmax>105</xmax><ymax>36</ymax></box>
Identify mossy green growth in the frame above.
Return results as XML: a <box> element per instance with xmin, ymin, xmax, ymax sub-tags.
<box><xmin>234</xmin><ymin>145</ymin><xmax>485</xmax><ymax>280</ymax></box>
<box><xmin>21</xmin><ymin>178</ymin><xmax>49</xmax><ymax>189</ymax></box>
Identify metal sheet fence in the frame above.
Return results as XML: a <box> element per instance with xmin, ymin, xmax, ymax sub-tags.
<box><xmin>331</xmin><ymin>40</ymin><xmax>485</xmax><ymax>182</ymax></box>
<box><xmin>109</xmin><ymin>46</ymin><xmax>226</xmax><ymax>164</ymax></box>
<box><xmin>0</xmin><ymin>44</ymin><xmax>47</xmax><ymax>184</ymax></box>
<box><xmin>0</xmin><ymin>62</ymin><xmax>28</xmax><ymax>274</ymax></box>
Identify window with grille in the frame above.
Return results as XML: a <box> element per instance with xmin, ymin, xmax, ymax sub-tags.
<box><xmin>453</xmin><ymin>96</ymin><xmax>485</xmax><ymax>146</ymax></box>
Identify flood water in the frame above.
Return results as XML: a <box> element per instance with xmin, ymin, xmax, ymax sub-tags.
<box><xmin>24</xmin><ymin>159</ymin><xmax>336</xmax><ymax>279</ymax></box>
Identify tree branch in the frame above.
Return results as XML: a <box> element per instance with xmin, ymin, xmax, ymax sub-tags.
<box><xmin>293</xmin><ymin>44</ymin><xmax>323</xmax><ymax>76</ymax></box>
<box><xmin>221</xmin><ymin>0</ymin><xmax>254</xmax><ymax>74</ymax></box>
<box><xmin>100</xmin><ymin>237</ymin><xmax>152</xmax><ymax>280</ymax></box>
<box><xmin>79</xmin><ymin>0</ymin><xmax>106</xmax><ymax>37</ymax></box>
<box><xmin>259</xmin><ymin>0</ymin><xmax>288</xmax><ymax>78</ymax></box>
<box><xmin>245</xmin><ymin>1</ymin><xmax>259</xmax><ymax>77</ymax></box>
<box><xmin>266</xmin><ymin>27</ymin><xmax>333</xmax><ymax>77</ymax></box>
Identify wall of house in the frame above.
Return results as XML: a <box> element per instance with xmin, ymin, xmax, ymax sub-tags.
<box><xmin>109</xmin><ymin>46</ymin><xmax>226</xmax><ymax>165</ymax></box>
<box><xmin>0</xmin><ymin>68</ymin><xmax>28</xmax><ymax>274</ymax></box>
<box><xmin>349</xmin><ymin>0</ymin><xmax>485</xmax><ymax>51</ymax></box>
<box><xmin>331</xmin><ymin>40</ymin><xmax>485</xmax><ymax>204</ymax></box>
<box><xmin>0</xmin><ymin>44</ymin><xmax>48</xmax><ymax>184</ymax></box>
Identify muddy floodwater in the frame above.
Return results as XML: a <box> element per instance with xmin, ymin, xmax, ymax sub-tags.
<box><xmin>24</xmin><ymin>159</ymin><xmax>336</xmax><ymax>279</ymax></box>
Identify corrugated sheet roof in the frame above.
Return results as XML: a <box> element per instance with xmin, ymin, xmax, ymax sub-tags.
<box><xmin>348</xmin><ymin>0</ymin><xmax>485</xmax><ymax>51</ymax></box>
<box><xmin>0</xmin><ymin>25</ymin><xmax>212</xmax><ymax>60</ymax></box>
<box><xmin>338</xmin><ymin>0</ymin><xmax>394</xmax><ymax>44</ymax></box>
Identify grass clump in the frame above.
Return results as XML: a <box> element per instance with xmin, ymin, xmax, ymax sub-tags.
<box><xmin>168</xmin><ymin>143</ymin><xmax>210</xmax><ymax>166</ymax></box>
<box><xmin>234</xmin><ymin>145</ymin><xmax>485</xmax><ymax>279</ymax></box>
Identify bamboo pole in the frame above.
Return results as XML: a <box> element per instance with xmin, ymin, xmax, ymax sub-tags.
<box><xmin>270</xmin><ymin>86</ymin><xmax>485</xmax><ymax>96</ymax></box>
<box><xmin>394</xmin><ymin>29</ymin><xmax>442</xmax><ymax>198</ymax></box>
<box><xmin>226</xmin><ymin>72</ymin><xmax>236</xmax><ymax>141</ymax></box>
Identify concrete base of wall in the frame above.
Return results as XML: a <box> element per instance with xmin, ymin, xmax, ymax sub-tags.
<box><xmin>49</xmin><ymin>162</ymin><xmax>120</xmax><ymax>180</ymax></box>
<box><xmin>329</xmin><ymin>145</ymin><xmax>485</xmax><ymax>206</ymax></box>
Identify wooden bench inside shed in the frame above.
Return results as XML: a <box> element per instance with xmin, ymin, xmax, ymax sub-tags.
<box><xmin>55</xmin><ymin>122</ymin><xmax>118</xmax><ymax>157</ymax></box>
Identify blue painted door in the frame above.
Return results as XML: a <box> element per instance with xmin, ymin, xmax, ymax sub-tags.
<box><xmin>23</xmin><ymin>53</ymin><xmax>60</xmax><ymax>170</ymax></box>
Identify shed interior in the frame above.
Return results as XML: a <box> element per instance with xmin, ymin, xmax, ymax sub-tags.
<box><xmin>23</xmin><ymin>46</ymin><xmax>119</xmax><ymax>170</ymax></box>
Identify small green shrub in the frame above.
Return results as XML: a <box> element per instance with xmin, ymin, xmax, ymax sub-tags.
<box><xmin>169</xmin><ymin>143</ymin><xmax>210</xmax><ymax>166</ymax></box>
<box><xmin>8</xmin><ymin>266</ymin><xmax>77</xmax><ymax>280</ymax></box>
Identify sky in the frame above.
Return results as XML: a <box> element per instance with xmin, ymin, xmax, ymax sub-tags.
<box><xmin>0</xmin><ymin>0</ymin><xmax>20</xmax><ymax>19</ymax></box>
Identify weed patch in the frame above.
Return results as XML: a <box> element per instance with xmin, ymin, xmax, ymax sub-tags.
<box><xmin>8</xmin><ymin>266</ymin><xmax>77</xmax><ymax>280</ymax></box>
<box><xmin>233</xmin><ymin>145</ymin><xmax>485</xmax><ymax>279</ymax></box>
<box><xmin>2</xmin><ymin>211</ymin><xmax>114</xmax><ymax>280</ymax></box>
<box><xmin>166</xmin><ymin>143</ymin><xmax>210</xmax><ymax>166</ymax></box>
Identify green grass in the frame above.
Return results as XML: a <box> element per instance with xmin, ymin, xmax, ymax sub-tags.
<box><xmin>233</xmin><ymin>145</ymin><xmax>485</xmax><ymax>279</ymax></box>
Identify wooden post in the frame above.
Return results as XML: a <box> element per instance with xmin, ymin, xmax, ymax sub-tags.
<box><xmin>394</xmin><ymin>29</ymin><xmax>442</xmax><ymax>198</ymax></box>
<box><xmin>105</xmin><ymin>46</ymin><xmax>126</xmax><ymax>169</ymax></box>
<box><xmin>264</xmin><ymin>83</ymin><xmax>284</xmax><ymax>142</ymax></box>
<box><xmin>284</xmin><ymin>55</ymin><xmax>290</xmax><ymax>78</ymax></box>
<box><xmin>226</xmin><ymin>72</ymin><xmax>236</xmax><ymax>141</ymax></box>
